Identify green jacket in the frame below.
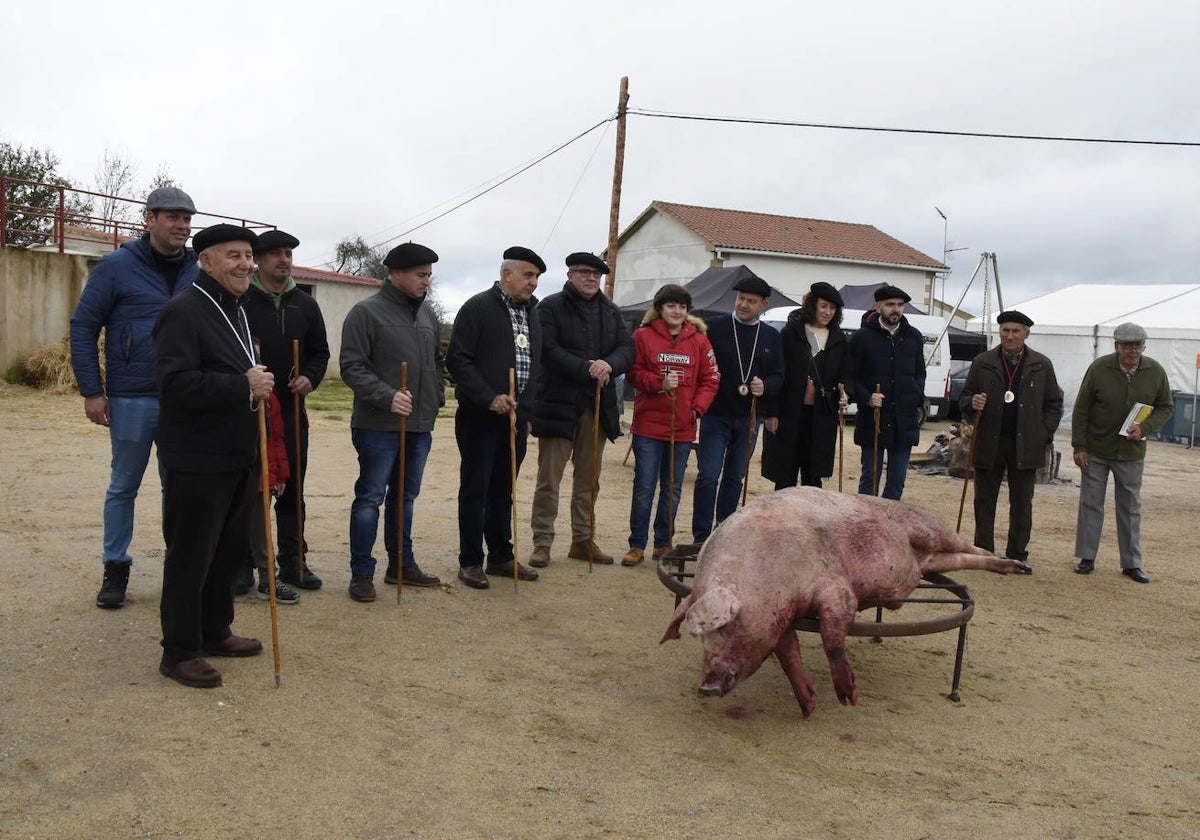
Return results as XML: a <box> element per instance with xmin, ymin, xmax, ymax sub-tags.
<box><xmin>339</xmin><ymin>281</ymin><xmax>444</xmax><ymax>433</ymax></box>
<box><xmin>1071</xmin><ymin>353</ymin><xmax>1173</xmax><ymax>460</ymax></box>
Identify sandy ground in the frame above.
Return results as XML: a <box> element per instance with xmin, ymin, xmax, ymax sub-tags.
<box><xmin>1</xmin><ymin>382</ymin><xmax>1198</xmax><ymax>840</ymax></box>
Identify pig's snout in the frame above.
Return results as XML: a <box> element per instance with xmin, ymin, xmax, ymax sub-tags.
<box><xmin>698</xmin><ymin>665</ymin><xmax>737</xmax><ymax>697</ymax></box>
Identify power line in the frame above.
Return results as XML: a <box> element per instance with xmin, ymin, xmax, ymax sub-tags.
<box><xmin>629</xmin><ymin>107</ymin><xmax>1200</xmax><ymax>147</ymax></box>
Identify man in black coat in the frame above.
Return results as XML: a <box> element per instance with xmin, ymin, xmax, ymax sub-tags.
<box><xmin>154</xmin><ymin>224</ymin><xmax>273</xmax><ymax>689</ymax></box>
<box><xmin>446</xmin><ymin>247</ymin><xmax>545</xmax><ymax>590</ymax></box>
<box><xmin>528</xmin><ymin>252</ymin><xmax>635</xmax><ymax>566</ymax></box>
<box><xmin>243</xmin><ymin>229</ymin><xmax>330</xmax><ymax>592</ymax></box>
<box><xmin>848</xmin><ymin>285</ymin><xmax>926</xmax><ymax>500</ymax></box>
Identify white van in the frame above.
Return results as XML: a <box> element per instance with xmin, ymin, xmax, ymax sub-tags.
<box><xmin>762</xmin><ymin>306</ymin><xmax>953</xmax><ymax>425</ymax></box>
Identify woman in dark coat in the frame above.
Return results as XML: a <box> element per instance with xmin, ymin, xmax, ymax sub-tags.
<box><xmin>761</xmin><ymin>282</ymin><xmax>850</xmax><ymax>489</ymax></box>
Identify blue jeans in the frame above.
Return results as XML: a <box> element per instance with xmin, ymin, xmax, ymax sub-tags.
<box><xmin>103</xmin><ymin>396</ymin><xmax>163</xmax><ymax>564</ymax></box>
<box><xmin>858</xmin><ymin>445</ymin><xmax>912</xmax><ymax>500</ymax></box>
<box><xmin>349</xmin><ymin>428</ymin><xmax>432</xmax><ymax>576</ymax></box>
<box><xmin>629</xmin><ymin>435</ymin><xmax>692</xmax><ymax>550</ymax></box>
<box><xmin>692</xmin><ymin>414</ymin><xmax>760</xmax><ymax>542</ymax></box>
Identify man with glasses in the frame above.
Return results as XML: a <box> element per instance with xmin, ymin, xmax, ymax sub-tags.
<box><xmin>340</xmin><ymin>242</ymin><xmax>444</xmax><ymax>602</ymax></box>
<box><xmin>1071</xmin><ymin>322</ymin><xmax>1173</xmax><ymax>583</ymax></box>
<box><xmin>528</xmin><ymin>252</ymin><xmax>634</xmax><ymax>566</ymax></box>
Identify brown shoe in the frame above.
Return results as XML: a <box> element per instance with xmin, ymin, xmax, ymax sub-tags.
<box><xmin>458</xmin><ymin>565</ymin><xmax>490</xmax><ymax>589</ymax></box>
<box><xmin>529</xmin><ymin>546</ymin><xmax>551</xmax><ymax>568</ymax></box>
<box><xmin>486</xmin><ymin>560</ymin><xmax>539</xmax><ymax>581</ymax></box>
<box><xmin>652</xmin><ymin>544</ymin><xmax>673</xmax><ymax>561</ymax></box>
<box><xmin>567</xmin><ymin>541</ymin><xmax>614</xmax><ymax>564</ymax></box>
<box><xmin>621</xmin><ymin>547</ymin><xmax>645</xmax><ymax>566</ymax></box>
<box><xmin>159</xmin><ymin>655</ymin><xmax>222</xmax><ymax>688</ymax></box>
<box><xmin>202</xmin><ymin>634</ymin><xmax>263</xmax><ymax>658</ymax></box>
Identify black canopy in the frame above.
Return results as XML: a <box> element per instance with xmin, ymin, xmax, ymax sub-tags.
<box><xmin>620</xmin><ymin>265</ymin><xmax>801</xmax><ymax>327</ymax></box>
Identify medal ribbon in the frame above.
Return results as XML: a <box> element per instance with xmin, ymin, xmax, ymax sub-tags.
<box><xmin>1001</xmin><ymin>350</ymin><xmax>1023</xmax><ymax>399</ymax></box>
<box><xmin>732</xmin><ymin>319</ymin><xmax>761</xmax><ymax>394</ymax></box>
<box><xmin>193</xmin><ymin>284</ymin><xmax>256</xmax><ymax>368</ymax></box>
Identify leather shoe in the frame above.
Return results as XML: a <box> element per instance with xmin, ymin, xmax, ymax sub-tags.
<box><xmin>1122</xmin><ymin>567</ymin><xmax>1150</xmax><ymax>584</ymax></box>
<box><xmin>567</xmin><ymin>541</ymin><xmax>614</xmax><ymax>564</ymax></box>
<box><xmin>202</xmin><ymin>634</ymin><xmax>263</xmax><ymax>658</ymax></box>
<box><xmin>349</xmin><ymin>575</ymin><xmax>376</xmax><ymax>602</ymax></box>
<box><xmin>485</xmin><ymin>560</ymin><xmax>538</xmax><ymax>581</ymax></box>
<box><xmin>279</xmin><ymin>561</ymin><xmax>322</xmax><ymax>590</ymax></box>
<box><xmin>385</xmin><ymin>564</ymin><xmax>441</xmax><ymax>587</ymax></box>
<box><xmin>1074</xmin><ymin>559</ymin><xmax>1095</xmax><ymax>574</ymax></box>
<box><xmin>529</xmin><ymin>546</ymin><xmax>551</xmax><ymax>568</ymax></box>
<box><xmin>458</xmin><ymin>565</ymin><xmax>490</xmax><ymax>589</ymax></box>
<box><xmin>159</xmin><ymin>656</ymin><xmax>222</xmax><ymax>689</ymax></box>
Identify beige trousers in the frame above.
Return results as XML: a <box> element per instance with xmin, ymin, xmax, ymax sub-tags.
<box><xmin>530</xmin><ymin>409</ymin><xmax>607</xmax><ymax>548</ymax></box>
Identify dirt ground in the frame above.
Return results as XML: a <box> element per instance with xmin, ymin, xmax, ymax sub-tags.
<box><xmin>1</xmin><ymin>382</ymin><xmax>1198</xmax><ymax>839</ymax></box>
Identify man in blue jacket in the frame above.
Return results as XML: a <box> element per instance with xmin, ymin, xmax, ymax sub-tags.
<box><xmin>69</xmin><ymin>186</ymin><xmax>198</xmax><ymax>609</ymax></box>
<box><xmin>848</xmin><ymin>286</ymin><xmax>926</xmax><ymax>500</ymax></box>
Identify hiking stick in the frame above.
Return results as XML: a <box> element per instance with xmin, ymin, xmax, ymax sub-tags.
<box><xmin>957</xmin><ymin>411</ymin><xmax>982</xmax><ymax>534</ymax></box>
<box><xmin>872</xmin><ymin>383</ymin><xmax>881</xmax><ymax>496</ymax></box>
<box><xmin>256</xmin><ymin>400</ymin><xmax>282</xmax><ymax>688</ymax></box>
<box><xmin>509</xmin><ymin>368</ymin><xmax>519</xmax><ymax>592</ymax></box>
<box><xmin>291</xmin><ymin>340</ymin><xmax>304</xmax><ymax>580</ymax></box>
<box><xmin>396</xmin><ymin>362</ymin><xmax>408</xmax><ymax>604</ymax></box>
<box><xmin>588</xmin><ymin>379</ymin><xmax>601</xmax><ymax>572</ymax></box>
<box><xmin>838</xmin><ymin>384</ymin><xmax>846</xmax><ymax>492</ymax></box>
<box><xmin>667</xmin><ymin>390</ymin><xmax>677</xmax><ymax>550</ymax></box>
<box><xmin>740</xmin><ymin>394</ymin><xmax>757</xmax><ymax>508</ymax></box>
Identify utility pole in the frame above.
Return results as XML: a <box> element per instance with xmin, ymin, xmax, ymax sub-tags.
<box><xmin>604</xmin><ymin>77</ymin><xmax>629</xmax><ymax>300</ymax></box>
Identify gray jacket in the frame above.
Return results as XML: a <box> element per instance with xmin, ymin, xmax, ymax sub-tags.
<box><xmin>340</xmin><ymin>281</ymin><xmax>443</xmax><ymax>433</ymax></box>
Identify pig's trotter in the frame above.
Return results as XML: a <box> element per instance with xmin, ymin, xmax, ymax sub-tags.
<box><xmin>827</xmin><ymin>647</ymin><xmax>858</xmax><ymax>707</ymax></box>
<box><xmin>774</xmin><ymin>631</ymin><xmax>817</xmax><ymax>718</ymax></box>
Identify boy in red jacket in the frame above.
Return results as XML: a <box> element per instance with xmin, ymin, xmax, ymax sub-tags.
<box><xmin>623</xmin><ymin>285</ymin><xmax>720</xmax><ymax>566</ymax></box>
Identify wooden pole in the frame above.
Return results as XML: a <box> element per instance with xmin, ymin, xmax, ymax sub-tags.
<box><xmin>588</xmin><ymin>380</ymin><xmax>602</xmax><ymax>572</ymax></box>
<box><xmin>837</xmin><ymin>384</ymin><xmax>846</xmax><ymax>492</ymax></box>
<box><xmin>956</xmin><ymin>413</ymin><xmax>982</xmax><ymax>534</ymax></box>
<box><xmin>604</xmin><ymin>76</ymin><xmax>630</xmax><ymax>301</ymax></box>
<box><xmin>509</xmin><ymin>368</ymin><xmax>519</xmax><ymax>592</ymax></box>
<box><xmin>256</xmin><ymin>400</ymin><xmax>282</xmax><ymax>688</ymax></box>
<box><xmin>291</xmin><ymin>340</ymin><xmax>304</xmax><ymax>580</ymax></box>
<box><xmin>396</xmin><ymin>362</ymin><xmax>408</xmax><ymax>604</ymax></box>
<box><xmin>740</xmin><ymin>395</ymin><xmax>758</xmax><ymax>508</ymax></box>
<box><xmin>666</xmin><ymin>391</ymin><xmax>677</xmax><ymax>550</ymax></box>
<box><xmin>872</xmin><ymin>383</ymin><xmax>881</xmax><ymax>496</ymax></box>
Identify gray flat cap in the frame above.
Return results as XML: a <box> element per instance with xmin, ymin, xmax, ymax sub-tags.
<box><xmin>146</xmin><ymin>186</ymin><xmax>196</xmax><ymax>213</ymax></box>
<box><xmin>1113</xmin><ymin>322</ymin><xmax>1147</xmax><ymax>343</ymax></box>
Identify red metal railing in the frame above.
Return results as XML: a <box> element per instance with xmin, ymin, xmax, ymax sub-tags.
<box><xmin>0</xmin><ymin>176</ymin><xmax>275</xmax><ymax>253</ymax></box>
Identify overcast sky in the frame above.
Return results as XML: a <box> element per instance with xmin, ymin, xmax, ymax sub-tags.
<box><xmin>5</xmin><ymin>1</ymin><xmax>1198</xmax><ymax>319</ymax></box>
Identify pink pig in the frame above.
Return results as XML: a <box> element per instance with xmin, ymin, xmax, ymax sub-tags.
<box><xmin>661</xmin><ymin>487</ymin><xmax>1021</xmax><ymax>717</ymax></box>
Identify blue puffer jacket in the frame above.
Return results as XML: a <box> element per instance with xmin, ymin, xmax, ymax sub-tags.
<box><xmin>69</xmin><ymin>237</ymin><xmax>198</xmax><ymax>398</ymax></box>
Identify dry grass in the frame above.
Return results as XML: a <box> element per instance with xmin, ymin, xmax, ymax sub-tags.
<box><xmin>15</xmin><ymin>332</ymin><xmax>102</xmax><ymax>395</ymax></box>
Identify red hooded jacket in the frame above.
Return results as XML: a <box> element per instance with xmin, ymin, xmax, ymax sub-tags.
<box><xmin>628</xmin><ymin>311</ymin><xmax>720</xmax><ymax>443</ymax></box>
<box><xmin>265</xmin><ymin>391</ymin><xmax>290</xmax><ymax>488</ymax></box>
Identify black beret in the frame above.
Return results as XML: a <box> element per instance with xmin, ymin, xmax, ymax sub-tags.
<box><xmin>874</xmin><ymin>285</ymin><xmax>912</xmax><ymax>303</ymax></box>
<box><xmin>809</xmin><ymin>281</ymin><xmax>843</xmax><ymax>307</ymax></box>
<box><xmin>503</xmin><ymin>245</ymin><xmax>546</xmax><ymax>273</ymax></box>
<box><xmin>731</xmin><ymin>273</ymin><xmax>772</xmax><ymax>299</ymax></box>
<box><xmin>254</xmin><ymin>229</ymin><xmax>300</xmax><ymax>254</ymax></box>
<box><xmin>565</xmin><ymin>252</ymin><xmax>610</xmax><ymax>274</ymax></box>
<box><xmin>192</xmin><ymin>224</ymin><xmax>258</xmax><ymax>254</ymax></box>
<box><xmin>383</xmin><ymin>242</ymin><xmax>439</xmax><ymax>270</ymax></box>
<box><xmin>996</xmin><ymin>310</ymin><xmax>1034</xmax><ymax>328</ymax></box>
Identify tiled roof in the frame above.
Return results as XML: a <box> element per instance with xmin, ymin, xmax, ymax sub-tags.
<box><xmin>649</xmin><ymin>201</ymin><xmax>946</xmax><ymax>270</ymax></box>
<box><xmin>292</xmin><ymin>265</ymin><xmax>381</xmax><ymax>287</ymax></box>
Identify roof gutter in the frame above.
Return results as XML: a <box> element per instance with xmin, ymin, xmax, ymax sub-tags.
<box><xmin>714</xmin><ymin>246</ymin><xmax>944</xmax><ymax>273</ymax></box>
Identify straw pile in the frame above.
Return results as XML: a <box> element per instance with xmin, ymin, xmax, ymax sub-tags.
<box><xmin>17</xmin><ymin>332</ymin><xmax>103</xmax><ymax>395</ymax></box>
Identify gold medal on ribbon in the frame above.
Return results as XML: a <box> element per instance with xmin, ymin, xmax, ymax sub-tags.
<box><xmin>1004</xmin><ymin>390</ymin><xmax>1015</xmax><ymax>403</ymax></box>
<box><xmin>737</xmin><ymin>383</ymin><xmax>750</xmax><ymax>397</ymax></box>
<box><xmin>515</xmin><ymin>333</ymin><xmax>529</xmax><ymax>349</ymax></box>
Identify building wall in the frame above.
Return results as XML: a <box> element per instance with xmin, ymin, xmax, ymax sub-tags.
<box><xmin>306</xmin><ymin>279</ymin><xmax>380</xmax><ymax>382</ymax></box>
<box><xmin>0</xmin><ymin>249</ymin><xmax>93</xmax><ymax>378</ymax></box>
<box><xmin>717</xmin><ymin>252</ymin><xmax>931</xmax><ymax>307</ymax></box>
<box><xmin>612</xmin><ymin>214</ymin><xmax>712</xmax><ymax>305</ymax></box>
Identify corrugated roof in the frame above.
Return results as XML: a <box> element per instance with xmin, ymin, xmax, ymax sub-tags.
<box><xmin>292</xmin><ymin>265</ymin><xmax>381</xmax><ymax>287</ymax></box>
<box><xmin>650</xmin><ymin>201</ymin><xmax>946</xmax><ymax>270</ymax></box>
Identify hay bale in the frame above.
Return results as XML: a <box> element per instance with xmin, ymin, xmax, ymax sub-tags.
<box><xmin>16</xmin><ymin>332</ymin><xmax>105</xmax><ymax>395</ymax></box>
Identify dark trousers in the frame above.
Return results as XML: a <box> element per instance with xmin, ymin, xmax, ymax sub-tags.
<box><xmin>161</xmin><ymin>468</ymin><xmax>257</xmax><ymax>662</ymax></box>
<box><xmin>274</xmin><ymin>410</ymin><xmax>309</xmax><ymax>567</ymax></box>
<box><xmin>773</xmin><ymin>405</ymin><xmax>823</xmax><ymax>490</ymax></box>
<box><xmin>972</xmin><ymin>433</ymin><xmax>1036</xmax><ymax>561</ymax></box>
<box><xmin>455</xmin><ymin>406</ymin><xmax>527</xmax><ymax>568</ymax></box>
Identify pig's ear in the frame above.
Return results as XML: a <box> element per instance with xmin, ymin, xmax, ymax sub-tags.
<box><xmin>684</xmin><ymin>586</ymin><xmax>740</xmax><ymax>635</ymax></box>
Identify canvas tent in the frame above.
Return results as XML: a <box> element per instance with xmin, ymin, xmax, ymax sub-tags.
<box><xmin>619</xmin><ymin>265</ymin><xmax>800</xmax><ymax>328</ymax></box>
<box><xmin>967</xmin><ymin>283</ymin><xmax>1200</xmax><ymax>422</ymax></box>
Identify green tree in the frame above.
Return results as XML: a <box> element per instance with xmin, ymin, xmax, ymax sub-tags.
<box><xmin>1</xmin><ymin>141</ymin><xmax>92</xmax><ymax>247</ymax></box>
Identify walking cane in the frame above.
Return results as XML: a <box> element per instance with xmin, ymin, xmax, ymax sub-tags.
<box><xmin>667</xmin><ymin>389</ymin><xmax>677</xmax><ymax>551</ymax></box>
<box><xmin>740</xmin><ymin>394</ymin><xmax>758</xmax><ymax>508</ymax></box>
<box><xmin>509</xmin><ymin>368</ymin><xmax>519</xmax><ymax>592</ymax></box>
<box><xmin>872</xmin><ymin>384</ymin><xmax>881</xmax><ymax>497</ymax></box>
<box><xmin>956</xmin><ymin>409</ymin><xmax>982</xmax><ymax>534</ymax></box>
<box><xmin>396</xmin><ymin>362</ymin><xmax>408</xmax><ymax>604</ymax></box>
<box><xmin>588</xmin><ymin>379</ymin><xmax>602</xmax><ymax>572</ymax></box>
<box><xmin>838</xmin><ymin>384</ymin><xmax>846</xmax><ymax>492</ymax></box>
<box><xmin>256</xmin><ymin>399</ymin><xmax>283</xmax><ymax>688</ymax></box>
<box><xmin>291</xmin><ymin>340</ymin><xmax>305</xmax><ymax>581</ymax></box>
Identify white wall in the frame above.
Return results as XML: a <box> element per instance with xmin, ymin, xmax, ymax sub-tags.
<box><xmin>307</xmin><ymin>279</ymin><xmax>379</xmax><ymax>382</ymax></box>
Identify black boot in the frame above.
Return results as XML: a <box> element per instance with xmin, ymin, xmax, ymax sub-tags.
<box><xmin>96</xmin><ymin>562</ymin><xmax>130</xmax><ymax>609</ymax></box>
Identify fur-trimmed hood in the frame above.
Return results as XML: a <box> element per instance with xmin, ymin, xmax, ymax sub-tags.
<box><xmin>640</xmin><ymin>308</ymin><xmax>708</xmax><ymax>332</ymax></box>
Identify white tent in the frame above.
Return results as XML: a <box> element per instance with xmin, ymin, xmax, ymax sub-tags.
<box><xmin>967</xmin><ymin>284</ymin><xmax>1200</xmax><ymax>429</ymax></box>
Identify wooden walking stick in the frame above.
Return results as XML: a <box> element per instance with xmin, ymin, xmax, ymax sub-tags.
<box><xmin>396</xmin><ymin>361</ymin><xmax>408</xmax><ymax>604</ymax></box>
<box><xmin>956</xmin><ymin>409</ymin><xmax>982</xmax><ymax>534</ymax></box>
<box><xmin>838</xmin><ymin>384</ymin><xmax>847</xmax><ymax>492</ymax></box>
<box><xmin>256</xmin><ymin>399</ymin><xmax>283</xmax><ymax>688</ymax></box>
<box><xmin>740</xmin><ymin>394</ymin><xmax>758</xmax><ymax>508</ymax></box>
<box><xmin>588</xmin><ymin>379</ymin><xmax>602</xmax><ymax>572</ymax></box>
<box><xmin>667</xmin><ymin>389</ymin><xmax>677</xmax><ymax>550</ymax></box>
<box><xmin>509</xmin><ymin>368</ymin><xmax>519</xmax><ymax>592</ymax></box>
<box><xmin>291</xmin><ymin>340</ymin><xmax>305</xmax><ymax>581</ymax></box>
<box><xmin>872</xmin><ymin>383</ymin><xmax>882</xmax><ymax>496</ymax></box>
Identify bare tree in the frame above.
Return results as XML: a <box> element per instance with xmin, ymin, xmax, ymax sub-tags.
<box><xmin>92</xmin><ymin>145</ymin><xmax>138</xmax><ymax>225</ymax></box>
<box><xmin>146</xmin><ymin>165</ymin><xmax>178</xmax><ymax>195</ymax></box>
